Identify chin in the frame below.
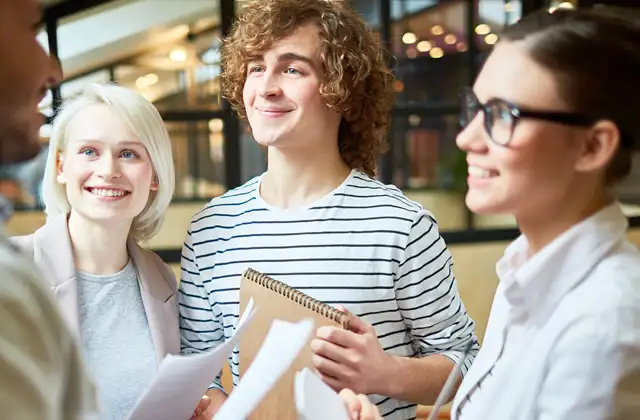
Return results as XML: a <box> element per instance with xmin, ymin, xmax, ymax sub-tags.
<box><xmin>465</xmin><ymin>193</ymin><xmax>502</xmax><ymax>215</ymax></box>
<box><xmin>0</xmin><ymin>125</ymin><xmax>43</xmax><ymax>165</ymax></box>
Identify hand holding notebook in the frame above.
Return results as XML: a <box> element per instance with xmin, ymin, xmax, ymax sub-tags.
<box><xmin>311</xmin><ymin>309</ymin><xmax>392</xmax><ymax>396</ymax></box>
<box><xmin>239</xmin><ymin>268</ymin><xmax>352</xmax><ymax>420</ymax></box>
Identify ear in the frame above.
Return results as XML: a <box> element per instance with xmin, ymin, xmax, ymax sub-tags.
<box><xmin>150</xmin><ymin>175</ymin><xmax>159</xmax><ymax>191</ymax></box>
<box><xmin>55</xmin><ymin>153</ymin><xmax>67</xmax><ymax>184</ymax></box>
<box><xmin>574</xmin><ymin>120</ymin><xmax>620</xmax><ymax>175</ymax></box>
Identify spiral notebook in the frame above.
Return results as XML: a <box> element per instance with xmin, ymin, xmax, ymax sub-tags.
<box><xmin>239</xmin><ymin>268</ymin><xmax>352</xmax><ymax>420</ymax></box>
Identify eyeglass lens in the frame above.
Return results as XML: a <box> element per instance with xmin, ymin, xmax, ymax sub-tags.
<box><xmin>460</xmin><ymin>89</ymin><xmax>516</xmax><ymax>146</ymax></box>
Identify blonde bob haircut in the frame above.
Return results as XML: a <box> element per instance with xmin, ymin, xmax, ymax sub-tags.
<box><xmin>41</xmin><ymin>82</ymin><xmax>175</xmax><ymax>243</ymax></box>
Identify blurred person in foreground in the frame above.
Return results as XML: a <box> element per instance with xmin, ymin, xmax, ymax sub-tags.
<box><xmin>452</xmin><ymin>8</ymin><xmax>640</xmax><ymax>420</ymax></box>
<box><xmin>0</xmin><ymin>0</ymin><xmax>98</xmax><ymax>418</ymax></box>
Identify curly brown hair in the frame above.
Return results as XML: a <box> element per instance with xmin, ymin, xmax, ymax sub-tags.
<box><xmin>220</xmin><ymin>0</ymin><xmax>396</xmax><ymax>177</ymax></box>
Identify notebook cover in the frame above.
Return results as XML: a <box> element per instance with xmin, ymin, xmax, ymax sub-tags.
<box><xmin>239</xmin><ymin>273</ymin><xmax>344</xmax><ymax>420</ymax></box>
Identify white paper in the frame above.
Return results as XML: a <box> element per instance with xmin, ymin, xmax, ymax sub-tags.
<box><xmin>126</xmin><ymin>298</ymin><xmax>256</xmax><ymax>420</ymax></box>
<box><xmin>213</xmin><ymin>317</ymin><xmax>315</xmax><ymax>420</ymax></box>
<box><xmin>294</xmin><ymin>368</ymin><xmax>350</xmax><ymax>420</ymax></box>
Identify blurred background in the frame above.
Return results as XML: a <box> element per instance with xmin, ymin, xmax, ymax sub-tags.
<box><xmin>4</xmin><ymin>0</ymin><xmax>640</xmax><ymax>237</ymax></box>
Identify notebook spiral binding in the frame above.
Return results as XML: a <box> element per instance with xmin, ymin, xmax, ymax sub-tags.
<box><xmin>242</xmin><ymin>267</ymin><xmax>351</xmax><ymax>329</ymax></box>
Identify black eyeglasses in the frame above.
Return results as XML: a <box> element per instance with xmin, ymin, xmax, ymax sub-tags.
<box><xmin>459</xmin><ymin>87</ymin><xmax>599</xmax><ymax>146</ymax></box>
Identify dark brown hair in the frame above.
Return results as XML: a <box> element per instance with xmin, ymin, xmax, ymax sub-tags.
<box><xmin>220</xmin><ymin>0</ymin><xmax>395</xmax><ymax>177</ymax></box>
<box><xmin>501</xmin><ymin>7</ymin><xmax>640</xmax><ymax>183</ymax></box>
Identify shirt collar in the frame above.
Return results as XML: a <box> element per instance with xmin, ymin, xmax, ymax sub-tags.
<box><xmin>496</xmin><ymin>202</ymin><xmax>629</xmax><ymax>322</ymax></box>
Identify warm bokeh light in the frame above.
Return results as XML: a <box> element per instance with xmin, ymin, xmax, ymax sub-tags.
<box><xmin>475</xmin><ymin>24</ymin><xmax>491</xmax><ymax>35</ymax></box>
<box><xmin>484</xmin><ymin>33</ymin><xmax>499</xmax><ymax>45</ymax></box>
<box><xmin>402</xmin><ymin>32</ymin><xmax>417</xmax><ymax>44</ymax></box>
<box><xmin>429</xmin><ymin>47</ymin><xmax>444</xmax><ymax>59</ymax></box>
<box><xmin>417</xmin><ymin>40</ymin><xmax>432</xmax><ymax>52</ymax></box>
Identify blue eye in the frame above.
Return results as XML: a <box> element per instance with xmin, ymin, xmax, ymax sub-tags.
<box><xmin>285</xmin><ymin>67</ymin><xmax>301</xmax><ymax>75</ymax></box>
<box><xmin>80</xmin><ymin>148</ymin><xmax>96</xmax><ymax>157</ymax></box>
<box><xmin>121</xmin><ymin>150</ymin><xmax>137</xmax><ymax>159</ymax></box>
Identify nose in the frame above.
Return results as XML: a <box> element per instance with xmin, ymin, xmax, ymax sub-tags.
<box><xmin>46</xmin><ymin>54</ymin><xmax>63</xmax><ymax>89</ymax></box>
<box><xmin>257</xmin><ymin>70</ymin><xmax>282</xmax><ymax>98</ymax></box>
<box><xmin>96</xmin><ymin>154</ymin><xmax>121</xmax><ymax>180</ymax></box>
<box><xmin>456</xmin><ymin>113</ymin><xmax>489</xmax><ymax>153</ymax></box>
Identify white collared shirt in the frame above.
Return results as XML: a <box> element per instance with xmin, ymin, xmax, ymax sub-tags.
<box><xmin>452</xmin><ymin>202</ymin><xmax>640</xmax><ymax>420</ymax></box>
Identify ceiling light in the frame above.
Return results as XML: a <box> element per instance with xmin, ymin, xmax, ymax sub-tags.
<box><xmin>444</xmin><ymin>34</ymin><xmax>457</xmax><ymax>45</ymax></box>
<box><xmin>135</xmin><ymin>73</ymin><xmax>159</xmax><ymax>89</ymax></box>
<box><xmin>170</xmin><ymin>48</ymin><xmax>187</xmax><ymax>62</ymax></box>
<box><xmin>402</xmin><ymin>32</ymin><xmax>417</xmax><ymax>44</ymax></box>
<box><xmin>475</xmin><ymin>24</ymin><xmax>491</xmax><ymax>35</ymax></box>
<box><xmin>431</xmin><ymin>25</ymin><xmax>444</xmax><ymax>36</ymax></box>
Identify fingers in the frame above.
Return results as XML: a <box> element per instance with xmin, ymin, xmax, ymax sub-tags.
<box><xmin>339</xmin><ymin>388</ymin><xmax>362</xmax><ymax>420</ymax></box>
<box><xmin>357</xmin><ymin>393</ymin><xmax>381</xmax><ymax>420</ymax></box>
<box><xmin>316</xmin><ymin>326</ymin><xmax>361</xmax><ymax>349</ymax></box>
<box><xmin>346</xmin><ymin>314</ymin><xmax>373</xmax><ymax>334</ymax></box>
<box><xmin>339</xmin><ymin>389</ymin><xmax>381</xmax><ymax>420</ymax></box>
<box><xmin>190</xmin><ymin>395</ymin><xmax>211</xmax><ymax>419</ymax></box>
<box><xmin>311</xmin><ymin>350</ymin><xmax>345</xmax><ymax>379</ymax></box>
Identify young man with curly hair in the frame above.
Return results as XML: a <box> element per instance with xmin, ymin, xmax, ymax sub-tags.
<box><xmin>178</xmin><ymin>0</ymin><xmax>479</xmax><ymax>418</ymax></box>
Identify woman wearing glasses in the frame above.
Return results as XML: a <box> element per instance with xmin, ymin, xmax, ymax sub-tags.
<box><xmin>452</xmin><ymin>7</ymin><xmax>640</xmax><ymax>420</ymax></box>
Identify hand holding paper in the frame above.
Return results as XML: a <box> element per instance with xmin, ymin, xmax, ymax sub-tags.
<box><xmin>126</xmin><ymin>298</ymin><xmax>257</xmax><ymax>420</ymax></box>
<box><xmin>213</xmin><ymin>317</ymin><xmax>315</xmax><ymax>420</ymax></box>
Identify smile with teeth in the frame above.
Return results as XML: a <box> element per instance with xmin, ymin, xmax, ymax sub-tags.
<box><xmin>468</xmin><ymin>165</ymin><xmax>498</xmax><ymax>179</ymax></box>
<box><xmin>86</xmin><ymin>187</ymin><xmax>130</xmax><ymax>198</ymax></box>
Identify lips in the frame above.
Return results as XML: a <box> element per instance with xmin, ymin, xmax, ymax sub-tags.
<box><xmin>256</xmin><ymin>107</ymin><xmax>292</xmax><ymax>116</ymax></box>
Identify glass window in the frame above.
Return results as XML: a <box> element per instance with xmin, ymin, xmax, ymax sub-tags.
<box><xmin>476</xmin><ymin>0</ymin><xmax>523</xmax><ymax>54</ymax></box>
<box><xmin>239</xmin><ymin>121</ymin><xmax>267</xmax><ymax>184</ymax></box>
<box><xmin>391</xmin><ymin>0</ymin><xmax>470</xmax><ymax>106</ymax></box>
<box><xmin>166</xmin><ymin>120</ymin><xmax>226</xmax><ymax>200</ymax></box>
<box><xmin>389</xmin><ymin>113</ymin><xmax>463</xmax><ymax>191</ymax></box>
<box><xmin>114</xmin><ymin>28</ymin><xmax>222</xmax><ymax>112</ymax></box>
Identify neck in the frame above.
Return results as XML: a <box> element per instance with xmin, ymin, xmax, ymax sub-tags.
<box><xmin>261</xmin><ymin>144</ymin><xmax>351</xmax><ymax>209</ymax></box>
<box><xmin>67</xmin><ymin>210</ymin><xmax>132</xmax><ymax>275</ymax></box>
<box><xmin>517</xmin><ymin>187</ymin><xmax>612</xmax><ymax>257</ymax></box>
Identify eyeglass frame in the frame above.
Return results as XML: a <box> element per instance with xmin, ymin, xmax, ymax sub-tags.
<box><xmin>458</xmin><ymin>87</ymin><xmax>600</xmax><ymax>147</ymax></box>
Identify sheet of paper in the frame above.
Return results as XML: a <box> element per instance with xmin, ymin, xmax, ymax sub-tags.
<box><xmin>126</xmin><ymin>298</ymin><xmax>256</xmax><ymax>420</ymax></box>
<box><xmin>294</xmin><ymin>368</ymin><xmax>350</xmax><ymax>420</ymax></box>
<box><xmin>213</xmin><ymin>317</ymin><xmax>315</xmax><ymax>420</ymax></box>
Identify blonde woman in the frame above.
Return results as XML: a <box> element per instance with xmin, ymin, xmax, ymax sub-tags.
<box><xmin>12</xmin><ymin>82</ymin><xmax>209</xmax><ymax>420</ymax></box>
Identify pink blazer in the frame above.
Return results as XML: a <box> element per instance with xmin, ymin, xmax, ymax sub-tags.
<box><xmin>11</xmin><ymin>213</ymin><xmax>180</xmax><ymax>363</ymax></box>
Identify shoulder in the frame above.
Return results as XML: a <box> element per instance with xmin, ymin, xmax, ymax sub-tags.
<box><xmin>346</xmin><ymin>171</ymin><xmax>428</xmax><ymax>215</ymax></box>
<box><xmin>189</xmin><ymin>176</ymin><xmax>262</xmax><ymax>229</ymax></box>
<box><xmin>131</xmin><ymin>244</ymin><xmax>178</xmax><ymax>290</ymax></box>
<box><xmin>348</xmin><ymin>172</ymin><xmax>442</xmax><ymax>228</ymax></box>
<box><xmin>558</xmin><ymin>246</ymin><xmax>640</xmax><ymax>342</ymax></box>
<box><xmin>8</xmin><ymin>233</ymin><xmax>35</xmax><ymax>255</ymax></box>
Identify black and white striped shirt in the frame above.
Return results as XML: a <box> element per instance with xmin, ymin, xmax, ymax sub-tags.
<box><xmin>178</xmin><ymin>170</ymin><xmax>479</xmax><ymax>420</ymax></box>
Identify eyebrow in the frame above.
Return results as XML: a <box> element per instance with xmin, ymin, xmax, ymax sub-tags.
<box><xmin>250</xmin><ymin>52</ymin><xmax>318</xmax><ymax>70</ymax></box>
<box><xmin>73</xmin><ymin>139</ymin><xmax>145</xmax><ymax>148</ymax></box>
